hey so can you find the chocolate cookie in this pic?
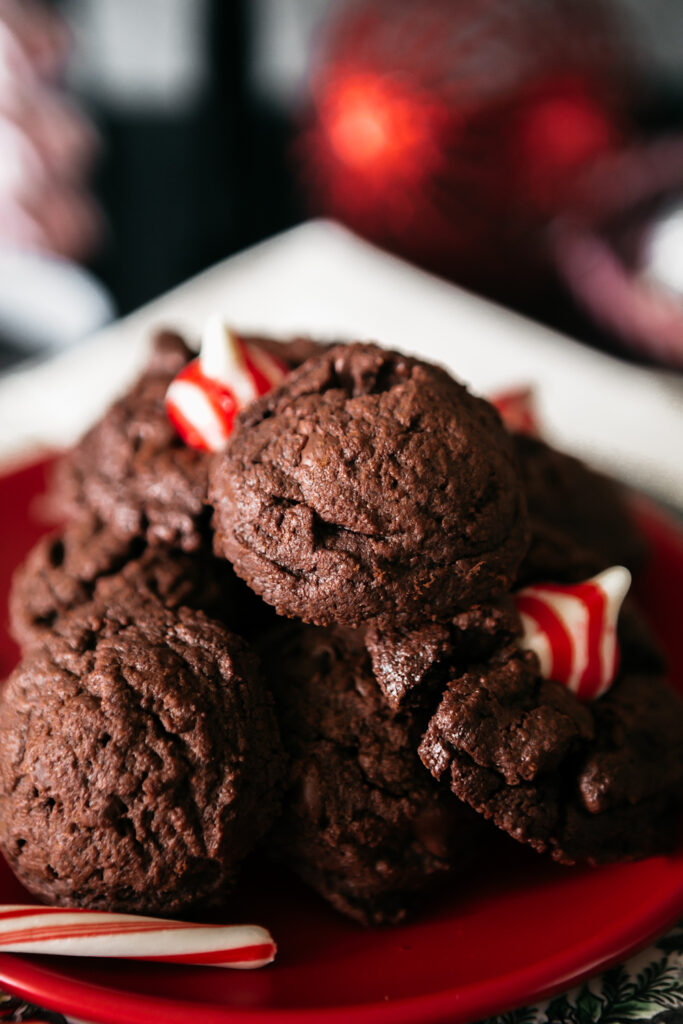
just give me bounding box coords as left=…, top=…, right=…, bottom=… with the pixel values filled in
left=56, top=330, right=328, bottom=552
left=419, top=647, right=683, bottom=864
left=261, top=621, right=483, bottom=926
left=364, top=591, right=663, bottom=710
left=0, top=590, right=286, bottom=915
left=250, top=334, right=334, bottom=368
left=364, top=600, right=520, bottom=709
left=515, top=434, right=646, bottom=585
left=9, top=514, right=261, bottom=651
left=211, top=343, right=529, bottom=627
left=10, top=515, right=138, bottom=648
left=56, top=331, right=210, bottom=551
left=618, top=599, right=666, bottom=675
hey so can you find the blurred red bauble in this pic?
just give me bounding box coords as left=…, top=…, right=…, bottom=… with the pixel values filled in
left=299, top=0, right=630, bottom=296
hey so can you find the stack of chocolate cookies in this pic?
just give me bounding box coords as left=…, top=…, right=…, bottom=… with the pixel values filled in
left=2, top=333, right=682, bottom=926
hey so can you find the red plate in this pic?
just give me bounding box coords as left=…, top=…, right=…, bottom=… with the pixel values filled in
left=0, top=458, right=682, bottom=1024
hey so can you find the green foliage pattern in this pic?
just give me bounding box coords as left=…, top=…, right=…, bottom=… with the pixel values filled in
left=478, top=922, right=683, bottom=1024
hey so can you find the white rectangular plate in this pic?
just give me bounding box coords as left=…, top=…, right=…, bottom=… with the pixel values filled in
left=1, top=220, right=681, bottom=504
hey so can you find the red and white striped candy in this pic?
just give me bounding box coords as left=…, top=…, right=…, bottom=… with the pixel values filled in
left=0, top=905, right=276, bottom=969
left=514, top=566, right=631, bottom=700
left=490, top=386, right=539, bottom=436
left=166, top=317, right=289, bottom=452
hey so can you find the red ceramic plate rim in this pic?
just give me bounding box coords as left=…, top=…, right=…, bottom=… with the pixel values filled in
left=0, top=889, right=680, bottom=1024
left=0, top=462, right=681, bottom=1024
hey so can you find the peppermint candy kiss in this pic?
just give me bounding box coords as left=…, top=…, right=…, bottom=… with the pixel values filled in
left=490, top=386, right=539, bottom=436
left=515, top=566, right=632, bottom=699
left=0, top=905, right=276, bottom=969
left=166, top=317, right=289, bottom=452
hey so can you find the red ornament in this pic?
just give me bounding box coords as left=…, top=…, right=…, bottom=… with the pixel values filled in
left=166, top=319, right=288, bottom=452
left=513, top=87, right=616, bottom=210
left=300, top=0, right=627, bottom=294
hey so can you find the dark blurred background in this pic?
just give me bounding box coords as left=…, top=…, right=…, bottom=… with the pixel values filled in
left=2, top=0, right=683, bottom=369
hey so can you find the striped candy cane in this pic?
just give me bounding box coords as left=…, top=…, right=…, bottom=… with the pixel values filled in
left=0, top=906, right=276, bottom=969
left=515, top=566, right=632, bottom=700
left=166, top=316, right=289, bottom=452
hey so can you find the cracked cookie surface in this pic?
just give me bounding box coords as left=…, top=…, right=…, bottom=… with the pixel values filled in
left=419, top=647, right=683, bottom=864
left=514, top=434, right=646, bottom=585
left=261, top=620, right=483, bottom=925
left=56, top=331, right=211, bottom=551
left=9, top=513, right=261, bottom=650
left=0, top=589, right=285, bottom=915
left=211, top=343, right=529, bottom=627
left=56, top=331, right=328, bottom=553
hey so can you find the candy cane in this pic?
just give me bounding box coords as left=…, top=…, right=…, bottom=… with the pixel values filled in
left=0, top=906, right=276, bottom=969
left=515, top=566, right=632, bottom=699
left=166, top=316, right=289, bottom=452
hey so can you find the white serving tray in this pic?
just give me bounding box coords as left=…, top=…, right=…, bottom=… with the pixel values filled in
left=1, top=220, right=681, bottom=504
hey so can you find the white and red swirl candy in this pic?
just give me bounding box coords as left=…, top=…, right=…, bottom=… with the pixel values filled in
left=514, top=566, right=632, bottom=700
left=166, top=317, right=289, bottom=451
left=0, top=905, right=276, bottom=969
